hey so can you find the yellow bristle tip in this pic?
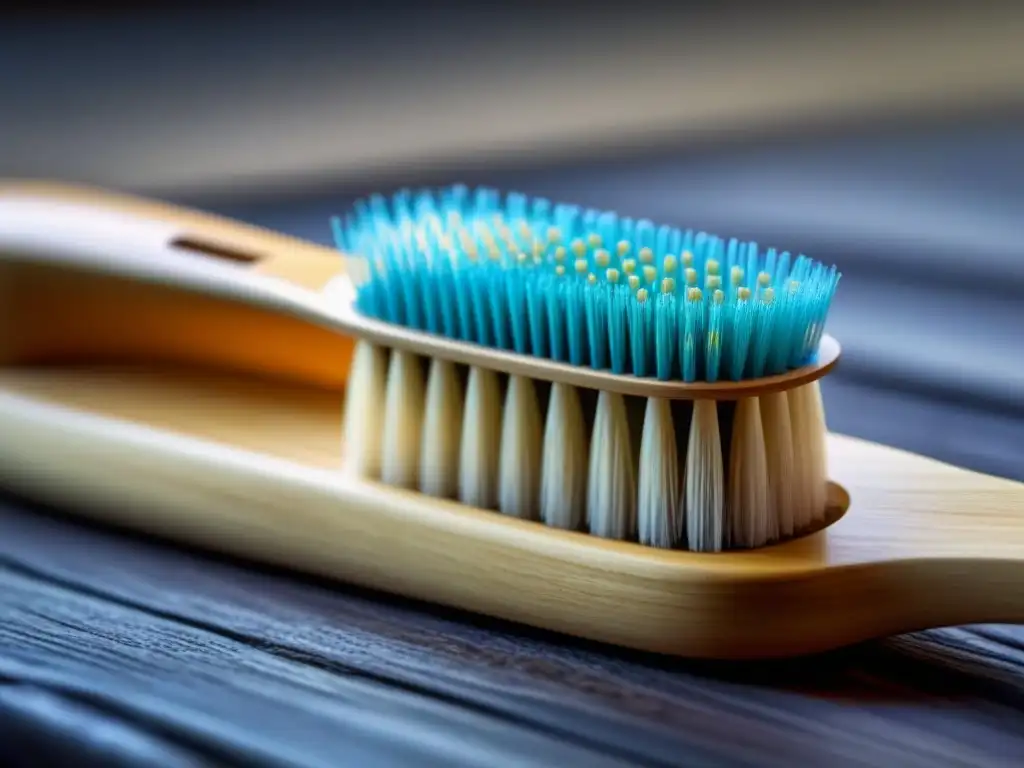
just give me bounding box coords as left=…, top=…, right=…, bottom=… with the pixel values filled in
left=547, top=226, right=562, bottom=243
left=661, top=277, right=676, bottom=294
left=571, top=239, right=586, bottom=257
left=685, top=267, right=698, bottom=285
left=706, top=275, right=722, bottom=290
left=636, top=287, right=649, bottom=303
left=713, top=289, right=725, bottom=304
left=628, top=274, right=640, bottom=290
left=554, top=246, right=567, bottom=262
left=763, top=287, right=776, bottom=303
left=639, top=247, right=654, bottom=264
left=738, top=286, right=752, bottom=301
left=555, top=265, right=566, bottom=277
left=662, top=255, right=678, bottom=273
left=588, top=233, right=602, bottom=248
left=616, top=240, right=631, bottom=257
left=606, top=268, right=621, bottom=284
left=758, top=271, right=771, bottom=286
left=731, top=266, right=744, bottom=285
left=622, top=258, right=637, bottom=274
left=642, top=265, right=658, bottom=284
left=682, top=250, right=694, bottom=267
left=574, top=258, right=588, bottom=274
left=587, top=273, right=598, bottom=285
left=706, top=259, right=720, bottom=275
left=594, top=249, right=611, bottom=268
left=687, top=287, right=703, bottom=302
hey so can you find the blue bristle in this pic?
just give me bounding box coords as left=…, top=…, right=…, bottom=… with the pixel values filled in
left=669, top=228, right=683, bottom=257
left=335, top=185, right=841, bottom=383
left=749, top=298, right=776, bottom=378
left=468, top=269, right=491, bottom=345
left=636, top=220, right=655, bottom=251
left=705, top=298, right=723, bottom=383
left=546, top=275, right=567, bottom=362
left=654, top=225, right=670, bottom=257
left=725, top=238, right=740, bottom=277
left=653, top=294, right=676, bottom=381
left=564, top=280, right=588, bottom=366
left=627, top=297, right=651, bottom=378
left=585, top=283, right=609, bottom=370
left=487, top=269, right=511, bottom=350
left=525, top=278, right=548, bottom=358
left=728, top=298, right=755, bottom=381
left=506, top=270, right=529, bottom=354
left=680, top=295, right=705, bottom=383
left=607, top=284, right=630, bottom=375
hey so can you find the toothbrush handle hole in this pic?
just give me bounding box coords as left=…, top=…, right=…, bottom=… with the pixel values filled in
left=170, top=236, right=264, bottom=266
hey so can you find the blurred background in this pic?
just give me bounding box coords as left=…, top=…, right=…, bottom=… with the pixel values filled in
left=3, top=0, right=1023, bottom=480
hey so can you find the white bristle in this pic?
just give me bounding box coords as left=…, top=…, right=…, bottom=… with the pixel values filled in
left=419, top=359, right=463, bottom=498
left=498, top=375, right=543, bottom=520
left=727, top=397, right=771, bottom=548
left=341, top=341, right=388, bottom=478
left=788, top=382, right=829, bottom=530
left=685, top=400, right=724, bottom=552
left=586, top=390, right=636, bottom=540
left=637, top=398, right=680, bottom=548
left=805, top=381, right=829, bottom=522
left=760, top=391, right=795, bottom=539
left=540, top=383, right=588, bottom=530
left=380, top=350, right=425, bottom=489
left=458, top=366, right=502, bottom=509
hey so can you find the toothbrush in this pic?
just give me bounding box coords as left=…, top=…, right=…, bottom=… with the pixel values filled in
left=334, top=185, right=841, bottom=552
left=0, top=180, right=1022, bottom=661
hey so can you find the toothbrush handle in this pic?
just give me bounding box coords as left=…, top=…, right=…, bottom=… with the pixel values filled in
left=0, top=180, right=346, bottom=291
left=0, top=180, right=355, bottom=388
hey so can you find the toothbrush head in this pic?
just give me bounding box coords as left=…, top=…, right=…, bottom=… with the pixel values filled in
left=332, top=185, right=840, bottom=384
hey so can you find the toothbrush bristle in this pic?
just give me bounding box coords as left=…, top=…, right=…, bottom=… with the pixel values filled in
left=333, top=185, right=841, bottom=383
left=336, top=185, right=838, bottom=553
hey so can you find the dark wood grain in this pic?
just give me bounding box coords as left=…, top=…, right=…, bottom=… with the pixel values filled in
left=2, top=496, right=1024, bottom=768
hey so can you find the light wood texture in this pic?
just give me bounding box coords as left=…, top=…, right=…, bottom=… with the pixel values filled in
left=0, top=179, right=344, bottom=290
left=1, top=180, right=1023, bottom=659
left=0, top=180, right=838, bottom=400
left=0, top=363, right=1024, bottom=660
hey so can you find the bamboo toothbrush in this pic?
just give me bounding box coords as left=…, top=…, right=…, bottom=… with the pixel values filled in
left=333, top=185, right=841, bottom=553
left=0, top=180, right=1023, bottom=661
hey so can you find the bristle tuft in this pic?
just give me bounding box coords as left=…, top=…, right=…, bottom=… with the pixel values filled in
left=337, top=185, right=840, bottom=383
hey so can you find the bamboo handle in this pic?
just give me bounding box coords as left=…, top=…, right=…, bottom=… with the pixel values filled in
left=0, top=180, right=346, bottom=291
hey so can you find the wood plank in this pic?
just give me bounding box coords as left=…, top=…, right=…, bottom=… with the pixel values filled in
left=0, top=682, right=208, bottom=768
left=2, top=499, right=1024, bottom=767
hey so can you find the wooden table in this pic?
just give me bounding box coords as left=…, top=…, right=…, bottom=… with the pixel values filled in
left=3, top=490, right=1024, bottom=768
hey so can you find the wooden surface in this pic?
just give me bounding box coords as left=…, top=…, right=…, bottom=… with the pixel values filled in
left=2, top=359, right=1024, bottom=664
left=4, top=494, right=1024, bottom=767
